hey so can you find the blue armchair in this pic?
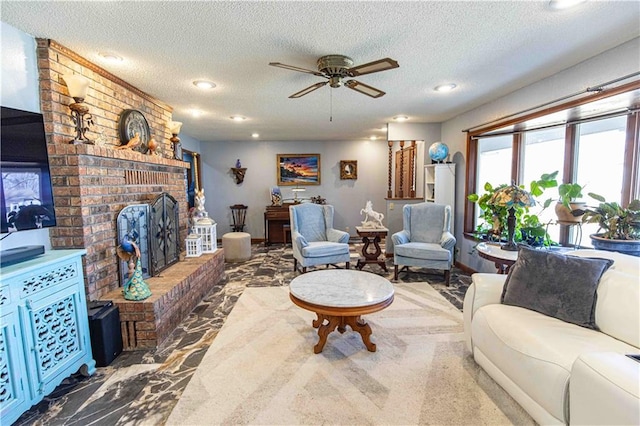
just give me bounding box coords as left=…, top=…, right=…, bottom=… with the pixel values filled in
left=391, top=203, right=456, bottom=285
left=289, top=203, right=350, bottom=273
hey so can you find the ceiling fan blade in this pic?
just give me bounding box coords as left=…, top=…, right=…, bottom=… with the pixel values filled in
left=289, top=81, right=328, bottom=98
left=269, top=62, right=325, bottom=77
left=347, top=58, right=399, bottom=77
left=345, top=80, right=386, bottom=98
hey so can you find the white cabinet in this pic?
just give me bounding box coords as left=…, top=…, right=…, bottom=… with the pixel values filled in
left=424, top=163, right=456, bottom=231
left=0, top=250, right=95, bottom=425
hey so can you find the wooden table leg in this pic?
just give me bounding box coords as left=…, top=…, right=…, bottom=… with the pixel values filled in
left=314, top=315, right=340, bottom=354
left=345, top=316, right=376, bottom=352
left=312, top=314, right=376, bottom=353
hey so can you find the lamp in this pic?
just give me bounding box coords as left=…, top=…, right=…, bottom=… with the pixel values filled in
left=291, top=186, right=306, bottom=203
left=169, top=121, right=183, bottom=159
left=62, top=75, right=94, bottom=145
left=489, top=184, right=535, bottom=251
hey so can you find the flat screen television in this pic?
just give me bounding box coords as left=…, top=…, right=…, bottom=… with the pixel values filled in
left=1, top=106, right=57, bottom=234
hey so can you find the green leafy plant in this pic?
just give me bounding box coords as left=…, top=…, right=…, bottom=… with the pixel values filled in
left=467, top=172, right=558, bottom=246
left=580, top=193, right=640, bottom=240
left=558, top=182, right=585, bottom=210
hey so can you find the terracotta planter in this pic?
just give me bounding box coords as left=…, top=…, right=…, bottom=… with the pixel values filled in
left=590, top=234, right=640, bottom=257
left=555, top=202, right=585, bottom=224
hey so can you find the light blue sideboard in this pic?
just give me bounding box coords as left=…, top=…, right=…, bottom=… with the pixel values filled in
left=0, top=249, right=95, bottom=425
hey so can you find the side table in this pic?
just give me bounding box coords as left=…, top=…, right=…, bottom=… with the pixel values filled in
left=355, top=226, right=388, bottom=272
left=476, top=242, right=518, bottom=274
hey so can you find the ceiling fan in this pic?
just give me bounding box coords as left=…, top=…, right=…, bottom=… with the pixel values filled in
left=269, top=55, right=399, bottom=99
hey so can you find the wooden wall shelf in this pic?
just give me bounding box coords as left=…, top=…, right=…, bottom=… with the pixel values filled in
left=231, top=167, right=247, bottom=184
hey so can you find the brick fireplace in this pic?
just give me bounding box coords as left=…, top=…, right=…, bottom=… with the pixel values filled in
left=36, top=39, right=225, bottom=349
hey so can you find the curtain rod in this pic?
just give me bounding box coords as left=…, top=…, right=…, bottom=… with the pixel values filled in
left=470, top=107, right=638, bottom=139
left=462, top=72, right=640, bottom=133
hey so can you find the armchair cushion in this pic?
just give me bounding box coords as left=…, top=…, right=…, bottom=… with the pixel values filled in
left=296, top=207, right=327, bottom=242
left=394, top=242, right=451, bottom=261
left=408, top=204, right=446, bottom=243
left=301, top=241, right=350, bottom=258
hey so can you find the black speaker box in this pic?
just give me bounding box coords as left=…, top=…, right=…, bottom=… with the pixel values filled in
left=87, top=301, right=123, bottom=367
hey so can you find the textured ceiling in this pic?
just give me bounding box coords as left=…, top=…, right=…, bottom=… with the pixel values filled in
left=2, top=1, right=639, bottom=142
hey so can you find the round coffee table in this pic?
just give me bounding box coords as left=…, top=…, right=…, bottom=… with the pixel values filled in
left=289, top=269, right=394, bottom=353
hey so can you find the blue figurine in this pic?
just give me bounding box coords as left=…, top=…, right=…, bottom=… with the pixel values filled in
left=235, top=159, right=242, bottom=168
left=120, top=235, right=134, bottom=253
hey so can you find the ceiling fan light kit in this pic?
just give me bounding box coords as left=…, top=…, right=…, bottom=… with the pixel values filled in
left=270, top=54, right=399, bottom=99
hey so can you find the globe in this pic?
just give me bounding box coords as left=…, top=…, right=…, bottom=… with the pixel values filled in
left=429, top=142, right=449, bottom=162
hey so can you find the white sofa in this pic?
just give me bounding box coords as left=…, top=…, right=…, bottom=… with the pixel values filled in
left=463, top=249, right=640, bottom=425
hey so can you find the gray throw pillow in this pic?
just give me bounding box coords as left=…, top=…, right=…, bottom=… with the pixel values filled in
left=500, top=247, right=614, bottom=329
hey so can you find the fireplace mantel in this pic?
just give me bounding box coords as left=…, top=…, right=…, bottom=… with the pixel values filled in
left=49, top=143, right=190, bottom=169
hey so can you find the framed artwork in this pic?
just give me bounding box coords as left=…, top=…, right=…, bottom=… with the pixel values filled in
left=340, top=160, right=357, bottom=180
left=277, top=154, right=320, bottom=186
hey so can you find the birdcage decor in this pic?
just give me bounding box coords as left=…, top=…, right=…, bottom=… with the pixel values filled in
left=185, top=233, right=203, bottom=258
left=194, top=221, right=217, bottom=253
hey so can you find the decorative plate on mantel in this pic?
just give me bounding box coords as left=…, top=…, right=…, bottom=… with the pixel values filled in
left=118, top=109, right=151, bottom=154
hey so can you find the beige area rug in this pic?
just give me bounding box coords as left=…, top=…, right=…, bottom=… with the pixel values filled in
left=166, top=283, right=534, bottom=425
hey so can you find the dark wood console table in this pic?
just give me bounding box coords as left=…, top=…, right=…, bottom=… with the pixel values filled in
left=264, top=204, right=293, bottom=245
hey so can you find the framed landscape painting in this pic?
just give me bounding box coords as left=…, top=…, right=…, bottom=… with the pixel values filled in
left=277, top=154, right=321, bottom=185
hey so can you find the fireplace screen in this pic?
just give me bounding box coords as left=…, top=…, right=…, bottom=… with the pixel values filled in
left=149, top=192, right=180, bottom=275
left=116, top=192, right=180, bottom=284
left=117, top=204, right=151, bottom=284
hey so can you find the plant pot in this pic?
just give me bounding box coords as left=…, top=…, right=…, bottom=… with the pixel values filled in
left=590, top=234, right=640, bottom=257
left=555, top=202, right=585, bottom=224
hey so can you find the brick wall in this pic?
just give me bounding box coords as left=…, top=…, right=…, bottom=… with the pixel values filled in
left=102, top=251, right=225, bottom=350
left=36, top=39, right=189, bottom=300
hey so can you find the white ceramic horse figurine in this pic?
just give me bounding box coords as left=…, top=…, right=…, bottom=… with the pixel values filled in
left=360, top=200, right=384, bottom=228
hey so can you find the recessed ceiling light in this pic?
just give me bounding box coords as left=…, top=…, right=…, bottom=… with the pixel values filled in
left=393, top=115, right=409, bottom=122
left=193, top=80, right=216, bottom=89
left=191, top=109, right=204, bottom=117
left=99, top=52, right=123, bottom=62
left=369, top=136, right=378, bottom=140
left=434, top=83, right=457, bottom=92
left=375, top=126, right=388, bottom=132
left=230, top=115, right=246, bottom=122
left=251, top=133, right=259, bottom=138
left=548, top=0, right=587, bottom=10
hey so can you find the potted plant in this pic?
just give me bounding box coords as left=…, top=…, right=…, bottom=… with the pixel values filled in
left=580, top=193, right=640, bottom=257
left=555, top=182, right=586, bottom=223
left=467, top=172, right=558, bottom=247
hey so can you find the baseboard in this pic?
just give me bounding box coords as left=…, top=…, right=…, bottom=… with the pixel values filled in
left=454, top=261, right=477, bottom=274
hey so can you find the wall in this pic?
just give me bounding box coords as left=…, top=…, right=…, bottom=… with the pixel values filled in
left=199, top=140, right=388, bottom=238
left=0, top=22, right=51, bottom=250
left=441, top=37, right=640, bottom=272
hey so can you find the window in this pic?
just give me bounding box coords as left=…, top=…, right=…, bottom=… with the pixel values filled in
left=522, top=127, right=566, bottom=243
left=465, top=82, right=640, bottom=247
left=575, top=116, right=627, bottom=244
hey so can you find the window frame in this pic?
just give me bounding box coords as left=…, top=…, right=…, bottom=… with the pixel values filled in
left=464, top=80, right=640, bottom=245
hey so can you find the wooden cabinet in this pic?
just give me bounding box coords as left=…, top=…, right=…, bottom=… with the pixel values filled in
left=264, top=204, right=293, bottom=245
left=424, top=163, right=456, bottom=232
left=0, top=250, right=95, bottom=425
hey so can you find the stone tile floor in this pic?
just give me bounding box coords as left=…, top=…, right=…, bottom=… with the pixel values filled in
left=14, top=243, right=471, bottom=426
